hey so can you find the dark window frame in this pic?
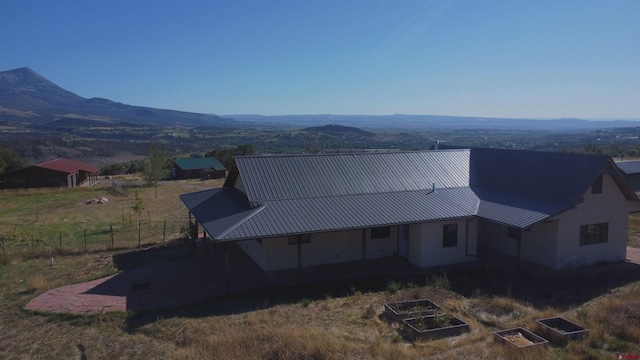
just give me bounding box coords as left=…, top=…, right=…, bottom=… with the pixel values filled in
left=442, top=223, right=458, bottom=248
left=579, top=223, right=608, bottom=245
left=371, top=226, right=391, bottom=239
left=288, top=234, right=310, bottom=245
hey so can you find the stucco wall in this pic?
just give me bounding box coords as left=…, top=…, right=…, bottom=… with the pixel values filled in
left=238, top=239, right=267, bottom=269
left=480, top=173, right=635, bottom=270
left=552, top=173, right=631, bottom=268
left=480, top=219, right=558, bottom=269
left=519, top=220, right=558, bottom=269
left=408, top=219, right=477, bottom=268
left=242, top=227, right=398, bottom=272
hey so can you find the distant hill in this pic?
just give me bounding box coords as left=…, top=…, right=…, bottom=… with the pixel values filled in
left=302, top=124, right=375, bottom=137
left=228, top=114, right=640, bottom=131
left=0, top=67, right=237, bottom=127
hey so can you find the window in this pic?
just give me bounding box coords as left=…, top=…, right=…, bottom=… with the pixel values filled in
left=371, top=226, right=391, bottom=239
left=579, top=223, right=608, bottom=245
left=288, top=234, right=310, bottom=245
left=507, top=227, right=522, bottom=240
left=591, top=174, right=603, bottom=194
left=442, top=224, right=458, bottom=248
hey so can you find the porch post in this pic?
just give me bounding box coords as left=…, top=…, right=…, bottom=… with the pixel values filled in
left=213, top=240, right=218, bottom=267
left=361, top=228, right=367, bottom=267
left=516, top=237, right=522, bottom=273
left=297, top=236, right=302, bottom=280
left=224, top=242, right=230, bottom=292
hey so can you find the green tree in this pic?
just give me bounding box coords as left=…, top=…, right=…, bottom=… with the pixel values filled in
left=0, top=146, right=28, bottom=173
left=131, top=189, right=146, bottom=247
left=205, top=143, right=255, bottom=169
left=141, top=143, right=170, bottom=197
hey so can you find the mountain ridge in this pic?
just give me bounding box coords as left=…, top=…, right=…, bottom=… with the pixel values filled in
left=0, top=67, right=236, bottom=127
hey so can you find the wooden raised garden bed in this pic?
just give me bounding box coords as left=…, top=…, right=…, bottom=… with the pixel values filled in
left=402, top=313, right=469, bottom=341
left=384, top=299, right=440, bottom=322
left=494, top=328, right=548, bottom=349
left=536, top=317, right=588, bottom=345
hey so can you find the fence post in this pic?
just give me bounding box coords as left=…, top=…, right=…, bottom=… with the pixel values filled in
left=31, top=225, right=34, bottom=251
left=110, top=225, right=114, bottom=249
left=84, top=230, right=87, bottom=253
left=163, top=220, right=166, bottom=243
left=59, top=231, right=62, bottom=252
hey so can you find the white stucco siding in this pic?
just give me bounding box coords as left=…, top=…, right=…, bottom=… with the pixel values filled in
left=233, top=174, right=246, bottom=193
left=479, top=220, right=517, bottom=256
left=238, top=238, right=267, bottom=269
left=520, top=221, right=558, bottom=269
left=262, top=236, right=299, bottom=271
left=408, top=219, right=476, bottom=268
left=258, top=229, right=384, bottom=271
left=553, top=173, right=630, bottom=268
left=366, top=226, right=399, bottom=259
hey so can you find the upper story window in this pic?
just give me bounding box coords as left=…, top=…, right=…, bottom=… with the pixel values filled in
left=371, top=226, right=391, bottom=239
left=591, top=174, right=603, bottom=194
left=442, top=224, right=458, bottom=248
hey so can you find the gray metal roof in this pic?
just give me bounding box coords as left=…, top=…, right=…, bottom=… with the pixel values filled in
left=235, top=150, right=470, bottom=203
left=216, top=187, right=479, bottom=241
left=616, top=160, right=640, bottom=175
left=180, top=149, right=637, bottom=242
left=470, top=148, right=610, bottom=204
left=474, top=189, right=570, bottom=228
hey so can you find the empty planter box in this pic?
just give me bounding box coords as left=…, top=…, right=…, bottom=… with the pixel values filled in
left=384, top=299, right=440, bottom=322
left=536, top=317, right=588, bottom=345
left=494, top=328, right=548, bottom=349
left=403, top=314, right=469, bottom=341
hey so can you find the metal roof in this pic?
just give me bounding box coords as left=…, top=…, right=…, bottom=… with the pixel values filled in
left=235, top=150, right=470, bottom=203
left=181, top=149, right=638, bottom=242
left=182, top=187, right=479, bottom=241
left=616, top=160, right=640, bottom=175
left=470, top=148, right=610, bottom=204
left=474, top=189, right=570, bottom=229
left=173, top=157, right=226, bottom=171
left=36, top=158, right=99, bottom=173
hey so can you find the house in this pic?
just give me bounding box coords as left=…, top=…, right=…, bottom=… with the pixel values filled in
left=180, top=148, right=640, bottom=272
left=615, top=160, right=640, bottom=192
left=0, top=158, right=99, bottom=190
left=171, top=157, right=226, bottom=180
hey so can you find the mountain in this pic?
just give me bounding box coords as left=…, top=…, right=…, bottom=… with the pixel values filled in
left=0, top=67, right=236, bottom=127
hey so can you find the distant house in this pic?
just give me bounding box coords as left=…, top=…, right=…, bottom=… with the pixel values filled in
left=171, top=158, right=226, bottom=180
left=0, top=158, right=99, bottom=190
left=180, top=149, right=640, bottom=272
left=616, top=160, right=640, bottom=192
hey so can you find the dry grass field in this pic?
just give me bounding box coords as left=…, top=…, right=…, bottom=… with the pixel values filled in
left=1, top=181, right=640, bottom=359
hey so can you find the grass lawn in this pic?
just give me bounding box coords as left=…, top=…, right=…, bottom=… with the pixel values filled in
left=1, top=179, right=640, bottom=359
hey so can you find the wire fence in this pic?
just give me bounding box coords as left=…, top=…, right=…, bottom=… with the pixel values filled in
left=0, top=218, right=189, bottom=259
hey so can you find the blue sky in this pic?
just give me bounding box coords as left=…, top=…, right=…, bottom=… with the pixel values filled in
left=1, top=0, right=638, bottom=119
